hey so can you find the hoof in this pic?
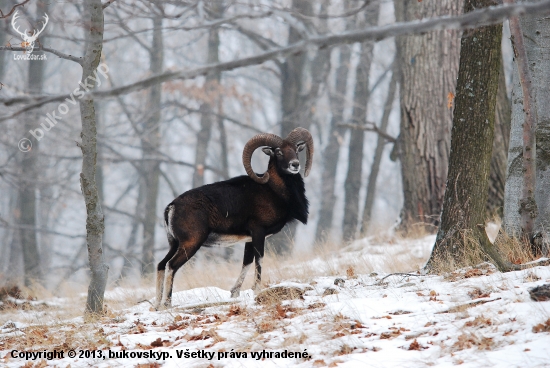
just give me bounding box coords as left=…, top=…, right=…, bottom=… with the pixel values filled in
left=230, top=290, right=239, bottom=298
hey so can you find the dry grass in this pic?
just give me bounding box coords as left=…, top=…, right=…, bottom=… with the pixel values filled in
left=426, top=219, right=542, bottom=275
left=493, top=231, right=537, bottom=265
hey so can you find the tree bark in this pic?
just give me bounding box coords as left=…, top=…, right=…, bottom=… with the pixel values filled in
left=487, top=59, right=511, bottom=216
left=426, top=0, right=510, bottom=272
left=362, top=65, right=398, bottom=233
left=395, top=0, right=463, bottom=234
left=192, top=104, right=213, bottom=188
left=315, top=3, right=353, bottom=243
left=314, top=45, right=350, bottom=243
left=141, top=11, right=164, bottom=275
left=529, top=10, right=550, bottom=256
left=18, top=1, right=49, bottom=286
left=192, top=2, right=224, bottom=189
left=269, top=0, right=313, bottom=256
left=505, top=0, right=539, bottom=238
left=504, top=2, right=550, bottom=254
left=80, top=0, right=108, bottom=316
left=342, top=3, right=380, bottom=241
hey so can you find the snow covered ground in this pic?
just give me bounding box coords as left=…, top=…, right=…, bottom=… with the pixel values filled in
left=1, top=235, right=550, bottom=367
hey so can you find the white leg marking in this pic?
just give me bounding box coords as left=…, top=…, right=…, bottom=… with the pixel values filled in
left=161, top=266, right=174, bottom=307
left=230, top=263, right=251, bottom=298
left=253, top=256, right=263, bottom=292
left=156, top=269, right=165, bottom=308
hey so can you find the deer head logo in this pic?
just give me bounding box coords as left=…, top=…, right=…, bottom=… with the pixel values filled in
left=11, top=11, right=49, bottom=54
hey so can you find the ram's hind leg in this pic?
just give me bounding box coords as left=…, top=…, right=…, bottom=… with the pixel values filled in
left=161, top=235, right=203, bottom=307
left=156, top=234, right=178, bottom=309
left=230, top=242, right=254, bottom=298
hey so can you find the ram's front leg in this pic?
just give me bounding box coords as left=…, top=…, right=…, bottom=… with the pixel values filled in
left=253, top=235, right=265, bottom=293
left=230, top=242, right=254, bottom=298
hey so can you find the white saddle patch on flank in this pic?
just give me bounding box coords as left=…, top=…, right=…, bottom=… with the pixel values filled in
left=204, top=233, right=252, bottom=247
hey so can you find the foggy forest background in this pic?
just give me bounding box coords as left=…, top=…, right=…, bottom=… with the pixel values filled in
left=0, top=0, right=547, bottom=294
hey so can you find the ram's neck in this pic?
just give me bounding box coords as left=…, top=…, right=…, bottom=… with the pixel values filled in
left=266, top=159, right=309, bottom=224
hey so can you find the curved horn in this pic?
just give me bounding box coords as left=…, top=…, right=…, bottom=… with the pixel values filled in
left=285, top=127, right=314, bottom=177
left=242, top=133, right=283, bottom=184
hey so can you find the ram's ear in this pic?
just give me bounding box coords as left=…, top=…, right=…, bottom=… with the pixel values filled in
left=262, top=147, right=274, bottom=156
left=297, top=142, right=306, bottom=152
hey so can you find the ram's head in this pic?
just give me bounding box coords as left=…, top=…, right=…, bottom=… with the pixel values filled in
left=242, top=127, right=314, bottom=184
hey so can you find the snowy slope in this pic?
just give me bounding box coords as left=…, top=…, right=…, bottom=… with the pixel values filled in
left=1, top=235, right=550, bottom=367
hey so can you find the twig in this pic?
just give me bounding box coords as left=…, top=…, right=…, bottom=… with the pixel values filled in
left=102, top=0, right=117, bottom=9
left=375, top=272, right=422, bottom=285
left=339, top=122, right=397, bottom=143
left=0, top=0, right=30, bottom=19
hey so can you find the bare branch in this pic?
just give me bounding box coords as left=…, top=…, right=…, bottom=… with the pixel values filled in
left=102, top=0, right=117, bottom=9
left=339, top=123, right=397, bottom=143
left=0, top=0, right=30, bottom=19
left=2, top=0, right=550, bottom=120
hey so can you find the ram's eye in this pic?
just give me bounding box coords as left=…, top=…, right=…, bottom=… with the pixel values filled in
left=276, top=149, right=283, bottom=156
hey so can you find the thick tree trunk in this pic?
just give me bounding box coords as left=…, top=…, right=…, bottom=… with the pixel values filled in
left=80, top=0, right=108, bottom=316
left=504, top=4, right=550, bottom=256
left=506, top=2, right=539, bottom=239
left=141, top=13, right=163, bottom=275
left=529, top=13, right=550, bottom=256
left=504, top=62, right=525, bottom=236
left=395, top=0, right=463, bottom=234
left=487, top=60, right=511, bottom=216
left=362, top=66, right=398, bottom=233
left=342, top=4, right=380, bottom=241
left=426, top=0, right=509, bottom=272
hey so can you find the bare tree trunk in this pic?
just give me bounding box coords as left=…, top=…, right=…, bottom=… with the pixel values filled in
left=192, top=104, right=213, bottom=188
left=80, top=0, right=108, bottom=316
left=314, top=45, right=350, bottom=243
left=141, top=12, right=164, bottom=275
left=280, top=0, right=312, bottom=136
left=269, top=0, right=313, bottom=255
left=504, top=2, right=550, bottom=255
left=487, top=60, right=511, bottom=216
left=361, top=65, right=398, bottom=233
left=7, top=191, right=23, bottom=282
left=120, top=178, right=145, bottom=279
left=505, top=0, right=539, bottom=238
left=315, top=1, right=355, bottom=243
left=395, top=0, right=463, bottom=234
left=342, top=3, right=380, bottom=241
left=426, top=0, right=510, bottom=272
left=192, top=2, right=224, bottom=188
left=18, top=1, right=49, bottom=287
